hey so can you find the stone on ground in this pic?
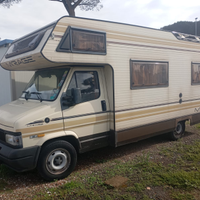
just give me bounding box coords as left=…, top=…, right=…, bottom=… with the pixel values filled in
left=105, top=176, right=128, bottom=188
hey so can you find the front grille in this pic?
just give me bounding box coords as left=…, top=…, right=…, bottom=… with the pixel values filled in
left=0, top=129, right=6, bottom=143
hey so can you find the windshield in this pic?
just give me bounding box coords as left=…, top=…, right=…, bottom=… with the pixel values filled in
left=21, top=68, right=69, bottom=101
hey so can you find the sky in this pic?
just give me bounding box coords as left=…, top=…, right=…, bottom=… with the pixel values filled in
left=0, top=0, right=200, bottom=41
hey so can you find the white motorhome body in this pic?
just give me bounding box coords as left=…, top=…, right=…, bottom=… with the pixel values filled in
left=0, top=16, right=200, bottom=180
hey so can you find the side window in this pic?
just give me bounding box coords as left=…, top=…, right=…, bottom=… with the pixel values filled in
left=56, top=27, right=106, bottom=55
left=71, top=29, right=106, bottom=54
left=66, top=74, right=76, bottom=96
left=130, top=60, right=168, bottom=89
left=67, top=71, right=100, bottom=103
left=6, top=30, right=45, bottom=58
left=191, top=63, right=200, bottom=85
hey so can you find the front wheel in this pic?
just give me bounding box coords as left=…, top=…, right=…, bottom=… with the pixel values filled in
left=37, top=140, right=77, bottom=181
left=169, top=121, right=185, bottom=141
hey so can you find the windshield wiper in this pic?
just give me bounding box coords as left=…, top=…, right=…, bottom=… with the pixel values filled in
left=22, top=91, right=43, bottom=102
left=22, top=91, right=30, bottom=101
left=30, top=92, right=43, bottom=102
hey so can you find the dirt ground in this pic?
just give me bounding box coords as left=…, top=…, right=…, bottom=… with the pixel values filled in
left=0, top=124, right=200, bottom=200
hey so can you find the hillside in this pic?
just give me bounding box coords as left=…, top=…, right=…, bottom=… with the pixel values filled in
left=161, top=21, right=200, bottom=36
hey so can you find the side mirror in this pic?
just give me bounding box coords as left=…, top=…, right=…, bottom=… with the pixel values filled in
left=62, top=95, right=74, bottom=107
left=71, top=88, right=81, bottom=104
left=61, top=88, right=82, bottom=108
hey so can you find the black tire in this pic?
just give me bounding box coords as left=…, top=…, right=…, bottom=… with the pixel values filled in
left=169, top=121, right=185, bottom=141
left=37, top=140, right=77, bottom=181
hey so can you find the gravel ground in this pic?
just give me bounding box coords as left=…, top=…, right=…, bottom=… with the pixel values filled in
left=0, top=124, right=199, bottom=200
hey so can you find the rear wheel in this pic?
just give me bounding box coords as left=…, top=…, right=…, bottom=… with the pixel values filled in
left=169, top=121, right=185, bottom=141
left=37, top=140, right=77, bottom=181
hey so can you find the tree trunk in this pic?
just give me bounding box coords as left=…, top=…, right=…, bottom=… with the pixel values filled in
left=67, top=6, right=75, bottom=16
left=62, top=0, right=75, bottom=16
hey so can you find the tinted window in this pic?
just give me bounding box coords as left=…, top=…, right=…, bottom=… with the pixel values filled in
left=131, top=61, right=168, bottom=89
left=71, top=29, right=106, bottom=53
left=56, top=27, right=106, bottom=55
left=60, top=32, right=71, bottom=51
left=6, top=31, right=45, bottom=58
left=67, top=71, right=100, bottom=103
left=192, top=63, right=200, bottom=85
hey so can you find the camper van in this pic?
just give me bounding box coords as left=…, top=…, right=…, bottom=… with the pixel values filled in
left=0, top=16, right=200, bottom=181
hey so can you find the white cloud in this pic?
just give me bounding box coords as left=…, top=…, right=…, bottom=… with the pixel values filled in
left=0, top=0, right=200, bottom=40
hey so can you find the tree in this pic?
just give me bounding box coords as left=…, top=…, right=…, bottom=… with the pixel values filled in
left=0, top=0, right=21, bottom=8
left=0, top=0, right=103, bottom=17
left=50, top=0, right=103, bottom=17
left=161, top=21, right=200, bottom=36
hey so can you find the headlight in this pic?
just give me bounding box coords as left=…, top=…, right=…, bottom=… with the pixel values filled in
left=5, top=134, right=23, bottom=147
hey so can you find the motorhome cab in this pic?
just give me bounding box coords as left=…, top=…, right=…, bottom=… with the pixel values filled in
left=1, top=16, right=200, bottom=181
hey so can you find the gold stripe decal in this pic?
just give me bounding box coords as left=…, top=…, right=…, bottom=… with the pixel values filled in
left=116, top=101, right=200, bottom=123
left=18, top=114, right=108, bottom=137
left=19, top=101, right=200, bottom=138
left=18, top=122, right=63, bottom=135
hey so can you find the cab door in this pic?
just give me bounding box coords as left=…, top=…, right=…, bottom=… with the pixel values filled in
left=61, top=67, right=110, bottom=152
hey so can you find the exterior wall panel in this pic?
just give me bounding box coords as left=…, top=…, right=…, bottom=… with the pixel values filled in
left=40, top=17, right=200, bottom=134
left=0, top=40, right=34, bottom=103
left=0, top=45, right=12, bottom=106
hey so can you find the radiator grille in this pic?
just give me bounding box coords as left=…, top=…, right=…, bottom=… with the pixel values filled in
left=0, top=129, right=5, bottom=143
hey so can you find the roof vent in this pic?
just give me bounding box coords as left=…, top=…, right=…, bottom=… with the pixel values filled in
left=172, top=31, right=200, bottom=43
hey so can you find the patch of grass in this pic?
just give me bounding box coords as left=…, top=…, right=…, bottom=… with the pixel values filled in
left=181, top=141, right=200, bottom=162
left=142, top=194, right=151, bottom=200
left=126, top=183, right=145, bottom=193
left=120, top=194, right=136, bottom=200
left=0, top=180, right=12, bottom=193
left=34, top=180, right=103, bottom=200
left=159, top=170, right=200, bottom=190
left=171, top=191, right=195, bottom=200
left=113, top=159, right=121, bottom=164
left=33, top=139, right=200, bottom=200
left=0, top=165, right=16, bottom=178
left=0, top=165, right=15, bottom=193
left=104, top=195, right=112, bottom=200
left=95, top=159, right=108, bottom=164
left=168, top=164, right=177, bottom=168
left=195, top=123, right=200, bottom=129
left=62, top=181, right=82, bottom=190
left=0, top=181, right=6, bottom=191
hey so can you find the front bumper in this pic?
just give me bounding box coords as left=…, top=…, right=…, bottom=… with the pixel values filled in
left=0, top=142, right=41, bottom=172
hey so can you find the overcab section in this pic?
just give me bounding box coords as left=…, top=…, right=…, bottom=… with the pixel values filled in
left=0, top=23, right=56, bottom=71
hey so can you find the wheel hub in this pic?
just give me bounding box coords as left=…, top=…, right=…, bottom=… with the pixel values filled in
left=176, top=123, right=182, bottom=134
left=54, top=156, right=63, bottom=166
left=46, top=149, right=71, bottom=175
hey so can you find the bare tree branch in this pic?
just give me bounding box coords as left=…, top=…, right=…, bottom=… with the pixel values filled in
left=79, top=3, right=93, bottom=6
left=0, top=0, right=21, bottom=8
left=79, top=0, right=102, bottom=11
left=0, top=0, right=103, bottom=16
left=73, top=0, right=82, bottom=9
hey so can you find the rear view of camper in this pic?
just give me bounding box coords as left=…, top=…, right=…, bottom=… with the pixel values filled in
left=0, top=16, right=200, bottom=180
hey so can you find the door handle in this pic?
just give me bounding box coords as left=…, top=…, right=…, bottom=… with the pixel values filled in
left=101, top=100, right=107, bottom=111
